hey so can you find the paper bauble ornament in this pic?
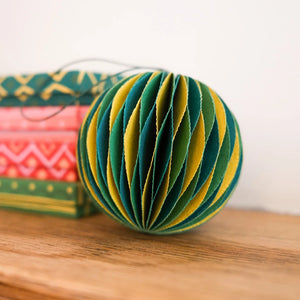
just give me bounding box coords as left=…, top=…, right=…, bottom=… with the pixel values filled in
left=77, top=72, right=243, bottom=234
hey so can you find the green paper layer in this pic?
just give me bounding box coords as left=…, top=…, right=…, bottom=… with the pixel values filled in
left=0, top=71, right=123, bottom=107
left=0, top=177, right=97, bottom=218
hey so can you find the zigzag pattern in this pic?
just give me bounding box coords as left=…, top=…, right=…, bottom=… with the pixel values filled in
left=0, top=143, right=76, bottom=169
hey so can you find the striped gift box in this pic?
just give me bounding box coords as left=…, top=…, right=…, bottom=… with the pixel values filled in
left=0, top=70, right=123, bottom=217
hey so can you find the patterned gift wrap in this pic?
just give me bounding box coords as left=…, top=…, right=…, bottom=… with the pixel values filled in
left=0, top=177, right=98, bottom=218
left=0, top=165, right=79, bottom=181
left=0, top=70, right=121, bottom=217
left=0, top=71, right=122, bottom=107
left=0, top=131, right=78, bottom=181
left=0, top=106, right=89, bottom=131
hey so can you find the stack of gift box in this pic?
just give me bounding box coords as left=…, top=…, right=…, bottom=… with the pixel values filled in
left=0, top=70, right=119, bottom=217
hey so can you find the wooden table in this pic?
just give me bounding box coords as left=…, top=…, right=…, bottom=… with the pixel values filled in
left=0, top=208, right=299, bottom=300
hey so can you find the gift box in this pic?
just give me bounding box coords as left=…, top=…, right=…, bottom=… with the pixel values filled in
left=0, top=70, right=122, bottom=217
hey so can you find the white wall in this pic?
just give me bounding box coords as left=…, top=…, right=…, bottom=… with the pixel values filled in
left=1, top=0, right=299, bottom=214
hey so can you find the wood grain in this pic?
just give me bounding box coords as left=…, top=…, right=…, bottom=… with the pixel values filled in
left=0, top=208, right=299, bottom=300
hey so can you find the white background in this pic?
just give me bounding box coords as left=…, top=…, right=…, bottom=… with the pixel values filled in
left=1, top=0, right=299, bottom=214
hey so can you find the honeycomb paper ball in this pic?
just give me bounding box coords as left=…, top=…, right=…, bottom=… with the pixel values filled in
left=77, top=72, right=243, bottom=234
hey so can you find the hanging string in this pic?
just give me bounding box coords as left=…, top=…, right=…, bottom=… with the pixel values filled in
left=20, top=58, right=168, bottom=122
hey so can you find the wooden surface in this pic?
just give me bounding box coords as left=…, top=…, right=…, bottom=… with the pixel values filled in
left=0, top=208, right=299, bottom=300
